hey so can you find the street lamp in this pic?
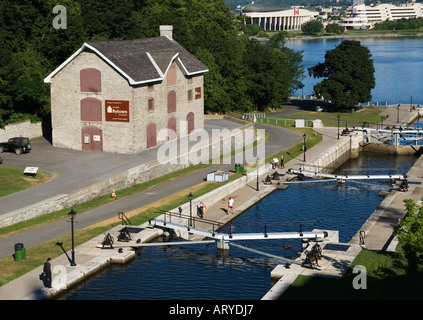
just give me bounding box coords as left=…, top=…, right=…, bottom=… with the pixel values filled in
left=256, top=157, right=259, bottom=191
left=303, top=133, right=307, bottom=162
left=68, top=208, right=77, bottom=266
left=397, top=103, right=401, bottom=123
left=188, top=192, right=193, bottom=228
left=337, top=115, right=340, bottom=139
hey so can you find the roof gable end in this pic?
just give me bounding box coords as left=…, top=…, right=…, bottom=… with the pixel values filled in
left=44, top=37, right=208, bottom=85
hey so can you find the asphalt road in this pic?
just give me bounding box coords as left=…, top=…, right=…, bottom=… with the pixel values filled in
left=0, top=119, right=241, bottom=216
left=0, top=120, right=301, bottom=258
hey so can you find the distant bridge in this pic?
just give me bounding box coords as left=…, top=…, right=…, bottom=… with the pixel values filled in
left=354, top=126, right=423, bottom=146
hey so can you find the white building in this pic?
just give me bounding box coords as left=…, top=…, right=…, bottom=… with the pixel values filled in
left=239, top=3, right=319, bottom=31
left=339, top=3, right=423, bottom=29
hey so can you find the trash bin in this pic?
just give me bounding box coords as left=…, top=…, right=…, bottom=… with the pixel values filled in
left=235, top=164, right=244, bottom=174
left=14, top=243, right=26, bottom=261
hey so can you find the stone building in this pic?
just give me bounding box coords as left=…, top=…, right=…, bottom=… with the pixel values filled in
left=44, top=26, right=208, bottom=153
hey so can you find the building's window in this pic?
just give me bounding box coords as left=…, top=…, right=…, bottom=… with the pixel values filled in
left=148, top=98, right=155, bottom=111
left=195, top=87, right=201, bottom=99
left=80, top=68, right=101, bottom=92
left=188, top=89, right=193, bottom=102
left=167, top=62, right=176, bottom=86
left=81, top=98, right=102, bottom=121
left=167, top=90, right=176, bottom=113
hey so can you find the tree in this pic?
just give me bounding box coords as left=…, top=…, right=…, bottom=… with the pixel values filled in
left=325, top=23, right=344, bottom=34
left=394, top=199, right=423, bottom=273
left=243, top=32, right=304, bottom=111
left=308, top=40, right=375, bottom=110
left=301, top=20, right=323, bottom=35
left=241, top=24, right=261, bottom=36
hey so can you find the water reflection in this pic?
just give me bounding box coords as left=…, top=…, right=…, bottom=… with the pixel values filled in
left=62, top=154, right=416, bottom=300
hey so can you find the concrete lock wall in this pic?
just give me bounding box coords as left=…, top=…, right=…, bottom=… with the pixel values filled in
left=304, top=134, right=360, bottom=173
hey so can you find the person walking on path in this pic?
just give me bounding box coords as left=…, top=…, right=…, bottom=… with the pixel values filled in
left=228, top=197, right=234, bottom=214
left=43, top=258, right=52, bottom=288
left=272, top=156, right=278, bottom=169
left=280, top=155, right=285, bottom=168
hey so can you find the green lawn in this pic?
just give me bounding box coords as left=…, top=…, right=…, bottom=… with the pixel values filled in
left=292, top=108, right=384, bottom=124
left=0, top=166, right=51, bottom=197
left=281, top=247, right=423, bottom=300
left=247, top=107, right=385, bottom=129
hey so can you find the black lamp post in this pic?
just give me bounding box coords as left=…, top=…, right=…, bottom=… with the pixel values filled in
left=188, top=192, right=193, bottom=228
left=303, top=133, right=307, bottom=162
left=337, top=115, right=340, bottom=139
left=68, top=208, right=77, bottom=266
left=256, top=157, right=259, bottom=191
left=397, top=103, right=401, bottom=123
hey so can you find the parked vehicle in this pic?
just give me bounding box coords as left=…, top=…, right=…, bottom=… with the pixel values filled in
left=0, top=137, right=32, bottom=155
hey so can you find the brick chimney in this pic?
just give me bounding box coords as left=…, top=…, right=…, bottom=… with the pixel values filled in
left=160, top=25, right=173, bottom=40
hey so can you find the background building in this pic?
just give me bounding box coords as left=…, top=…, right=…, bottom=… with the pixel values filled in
left=238, top=3, right=319, bottom=31
left=339, top=3, right=423, bottom=29
left=44, top=26, right=208, bottom=154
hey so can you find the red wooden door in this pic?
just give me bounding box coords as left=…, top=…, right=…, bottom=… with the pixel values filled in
left=81, top=126, right=103, bottom=152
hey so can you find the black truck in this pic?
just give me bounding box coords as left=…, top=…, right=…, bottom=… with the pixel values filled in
left=0, top=137, right=32, bottom=155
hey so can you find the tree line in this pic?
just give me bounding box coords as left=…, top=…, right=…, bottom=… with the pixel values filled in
left=0, top=0, right=304, bottom=127
left=373, top=17, right=423, bottom=31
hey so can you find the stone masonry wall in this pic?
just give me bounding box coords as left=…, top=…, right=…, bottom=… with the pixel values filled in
left=0, top=120, right=42, bottom=142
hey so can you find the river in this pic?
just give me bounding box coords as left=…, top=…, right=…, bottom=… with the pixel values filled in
left=60, top=153, right=416, bottom=300
left=285, top=37, right=423, bottom=106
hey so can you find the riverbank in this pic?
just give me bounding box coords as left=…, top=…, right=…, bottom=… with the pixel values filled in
left=254, top=30, right=423, bottom=42
left=286, top=31, right=423, bottom=41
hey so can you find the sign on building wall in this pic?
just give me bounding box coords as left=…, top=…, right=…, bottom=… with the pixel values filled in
left=105, top=100, right=130, bottom=122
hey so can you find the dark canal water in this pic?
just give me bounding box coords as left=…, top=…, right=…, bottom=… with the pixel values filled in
left=61, top=153, right=416, bottom=300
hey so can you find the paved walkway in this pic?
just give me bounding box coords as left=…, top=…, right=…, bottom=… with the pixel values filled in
left=1, top=104, right=421, bottom=300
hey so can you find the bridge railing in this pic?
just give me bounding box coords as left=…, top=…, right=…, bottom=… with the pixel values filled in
left=156, top=209, right=223, bottom=235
